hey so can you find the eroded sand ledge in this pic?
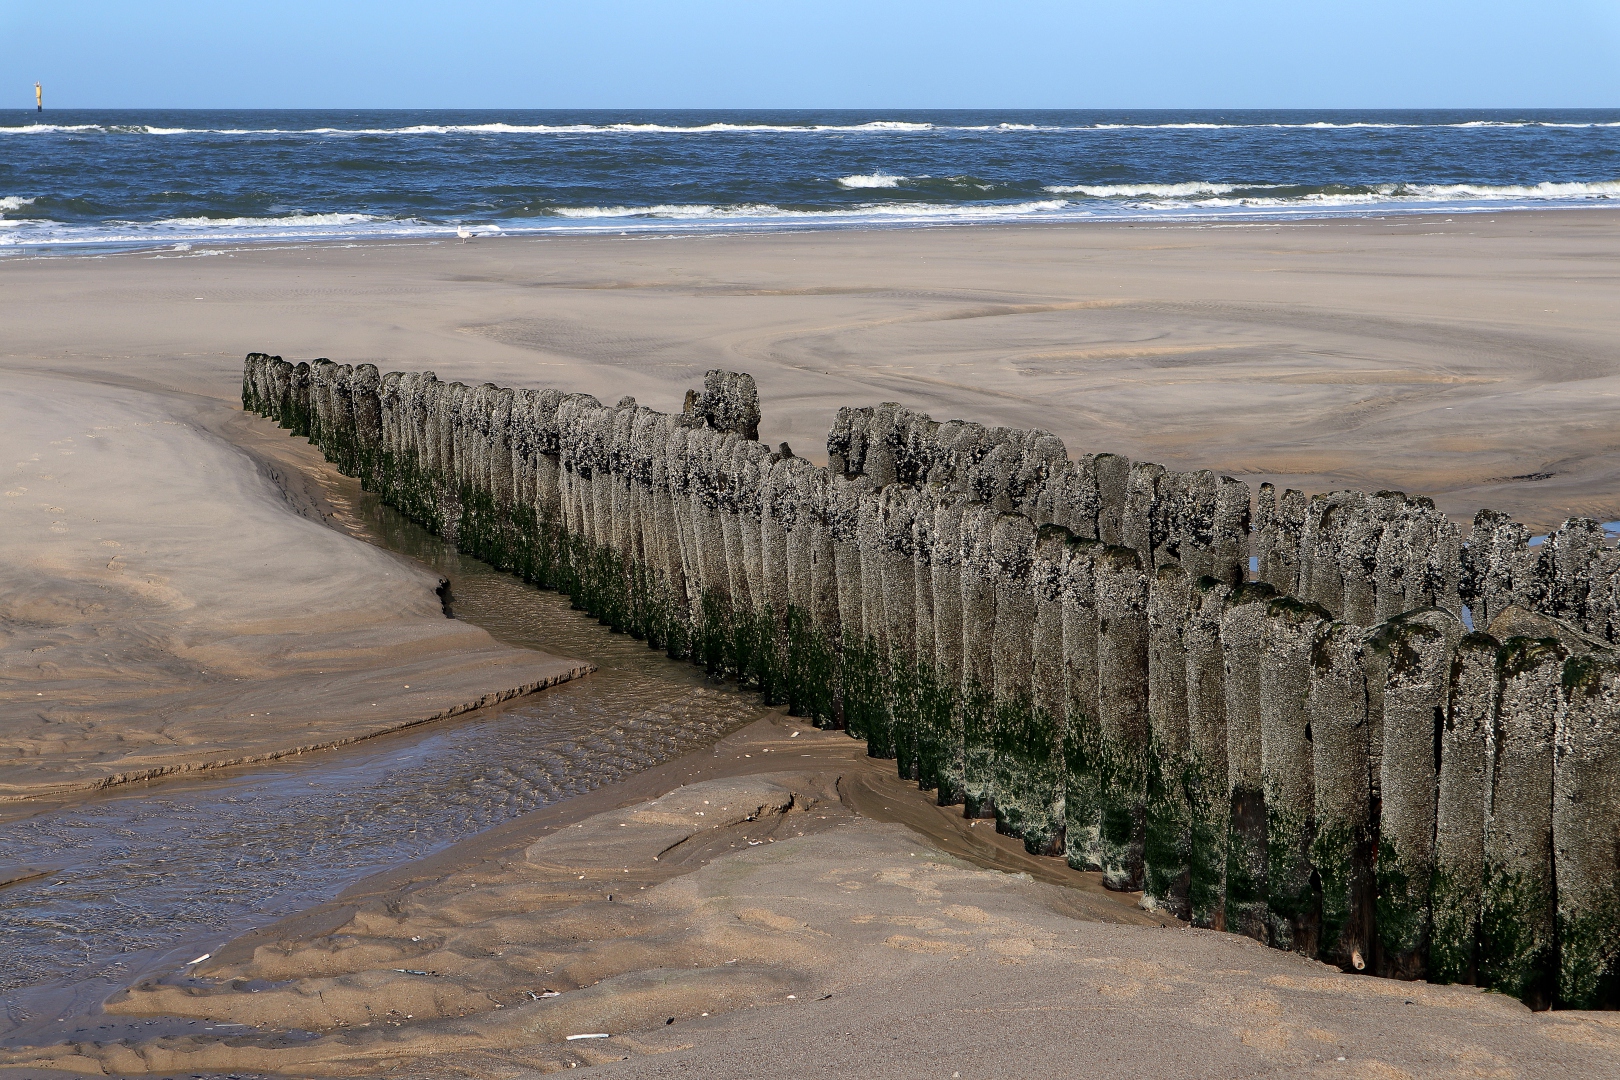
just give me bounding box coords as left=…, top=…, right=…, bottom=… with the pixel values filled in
left=0, top=370, right=589, bottom=802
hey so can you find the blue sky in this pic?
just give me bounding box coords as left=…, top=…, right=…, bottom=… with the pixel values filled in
left=10, top=0, right=1620, bottom=109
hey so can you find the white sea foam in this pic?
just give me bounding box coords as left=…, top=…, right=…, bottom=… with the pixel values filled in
left=146, top=212, right=383, bottom=228
left=224, top=120, right=940, bottom=137
left=1184, top=193, right=1388, bottom=208
left=1046, top=182, right=1243, bottom=197
left=6, top=118, right=1620, bottom=137
left=0, top=211, right=420, bottom=250
left=554, top=199, right=1067, bottom=221
left=1097, top=122, right=1233, bottom=130
left=1399, top=179, right=1620, bottom=198
left=837, top=173, right=906, bottom=188
left=847, top=121, right=934, bottom=131
left=0, top=124, right=105, bottom=134
left=1042, top=178, right=1620, bottom=206
left=5, top=177, right=1620, bottom=255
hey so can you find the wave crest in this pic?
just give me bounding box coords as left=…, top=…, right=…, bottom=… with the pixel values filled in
left=555, top=199, right=1067, bottom=221
left=1046, top=182, right=1242, bottom=197
left=837, top=173, right=906, bottom=189
left=6, top=118, right=1620, bottom=137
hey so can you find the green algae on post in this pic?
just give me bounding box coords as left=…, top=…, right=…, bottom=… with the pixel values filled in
left=1061, top=534, right=1103, bottom=870
left=1143, top=563, right=1193, bottom=919
left=1308, top=620, right=1372, bottom=972
left=238, top=353, right=1620, bottom=1011
left=1430, top=631, right=1498, bottom=985
left=1094, top=545, right=1151, bottom=891
left=1260, top=595, right=1331, bottom=955
left=1025, top=526, right=1069, bottom=855
left=1367, top=608, right=1462, bottom=980
left=1220, top=582, right=1277, bottom=942
left=1554, top=650, right=1620, bottom=1008
left=1185, top=576, right=1231, bottom=929
left=990, top=513, right=1038, bottom=838
left=1481, top=636, right=1564, bottom=1009
left=959, top=504, right=999, bottom=820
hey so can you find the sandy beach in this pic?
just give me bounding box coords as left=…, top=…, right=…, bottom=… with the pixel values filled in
left=12, top=210, right=1620, bottom=791
left=7, top=210, right=1620, bottom=530
left=4, top=211, right=1620, bottom=1075
left=8, top=715, right=1619, bottom=1079
left=0, top=369, right=589, bottom=803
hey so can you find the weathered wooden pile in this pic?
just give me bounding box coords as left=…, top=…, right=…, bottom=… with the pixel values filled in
left=242, top=353, right=1620, bottom=1010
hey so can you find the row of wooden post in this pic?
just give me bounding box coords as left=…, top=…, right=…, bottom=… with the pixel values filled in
left=242, top=354, right=1620, bottom=1008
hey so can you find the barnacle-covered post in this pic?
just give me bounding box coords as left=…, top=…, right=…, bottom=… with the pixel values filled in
left=1094, top=545, right=1151, bottom=890
left=1430, top=631, right=1499, bottom=984
left=1143, top=562, right=1193, bottom=918
left=959, top=503, right=1000, bottom=818
left=1368, top=608, right=1461, bottom=980
left=1482, top=636, right=1565, bottom=1009
left=1554, top=650, right=1620, bottom=1008
left=1219, top=581, right=1278, bottom=941
left=930, top=489, right=967, bottom=804
left=1260, top=596, right=1331, bottom=954
left=1062, top=535, right=1104, bottom=870
left=1309, top=619, right=1372, bottom=972
left=1024, top=524, right=1070, bottom=855
left=1185, top=576, right=1231, bottom=928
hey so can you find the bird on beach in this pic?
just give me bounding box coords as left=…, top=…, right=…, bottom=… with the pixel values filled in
left=456, top=226, right=474, bottom=243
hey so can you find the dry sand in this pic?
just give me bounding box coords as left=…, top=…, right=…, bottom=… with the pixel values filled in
left=6, top=717, right=1616, bottom=1079
left=5, top=213, right=1620, bottom=1076
left=0, top=369, right=588, bottom=802
left=5, top=210, right=1620, bottom=530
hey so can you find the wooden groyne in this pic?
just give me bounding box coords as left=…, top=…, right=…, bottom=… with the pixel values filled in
left=243, top=353, right=1620, bottom=1010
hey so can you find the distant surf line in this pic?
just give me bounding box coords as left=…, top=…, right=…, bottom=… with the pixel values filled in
left=5, top=197, right=1620, bottom=257
left=7, top=120, right=1620, bottom=137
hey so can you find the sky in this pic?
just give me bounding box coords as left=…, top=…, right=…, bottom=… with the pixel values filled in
left=7, top=0, right=1620, bottom=110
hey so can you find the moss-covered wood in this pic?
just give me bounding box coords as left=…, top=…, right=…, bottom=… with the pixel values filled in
left=1220, top=583, right=1277, bottom=941
left=1367, top=608, right=1461, bottom=980
left=1260, top=596, right=1330, bottom=954
left=1554, top=651, right=1620, bottom=1008
left=1308, top=620, right=1372, bottom=973
left=1481, top=636, right=1564, bottom=1009
left=1431, top=631, right=1497, bottom=985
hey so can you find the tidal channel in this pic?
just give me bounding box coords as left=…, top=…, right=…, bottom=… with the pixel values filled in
left=0, top=490, right=765, bottom=1047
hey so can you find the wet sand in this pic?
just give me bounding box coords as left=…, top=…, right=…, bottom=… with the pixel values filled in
left=7, top=716, right=1617, bottom=1079
left=0, top=370, right=588, bottom=801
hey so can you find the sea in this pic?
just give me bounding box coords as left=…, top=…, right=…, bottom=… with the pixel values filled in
left=3, top=108, right=1619, bottom=254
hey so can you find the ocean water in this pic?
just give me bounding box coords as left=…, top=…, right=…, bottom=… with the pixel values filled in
left=2, top=108, right=1619, bottom=252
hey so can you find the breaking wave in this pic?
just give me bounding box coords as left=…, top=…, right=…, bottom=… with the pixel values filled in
left=8, top=119, right=1620, bottom=138
left=1044, top=179, right=1620, bottom=205
left=837, top=173, right=907, bottom=188
left=6, top=109, right=1619, bottom=254
left=1046, top=182, right=1243, bottom=197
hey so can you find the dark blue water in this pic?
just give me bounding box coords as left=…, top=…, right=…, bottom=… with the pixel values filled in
left=3, top=109, right=1619, bottom=252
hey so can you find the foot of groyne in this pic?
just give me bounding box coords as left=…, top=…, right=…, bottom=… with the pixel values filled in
left=241, top=352, right=1620, bottom=1010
